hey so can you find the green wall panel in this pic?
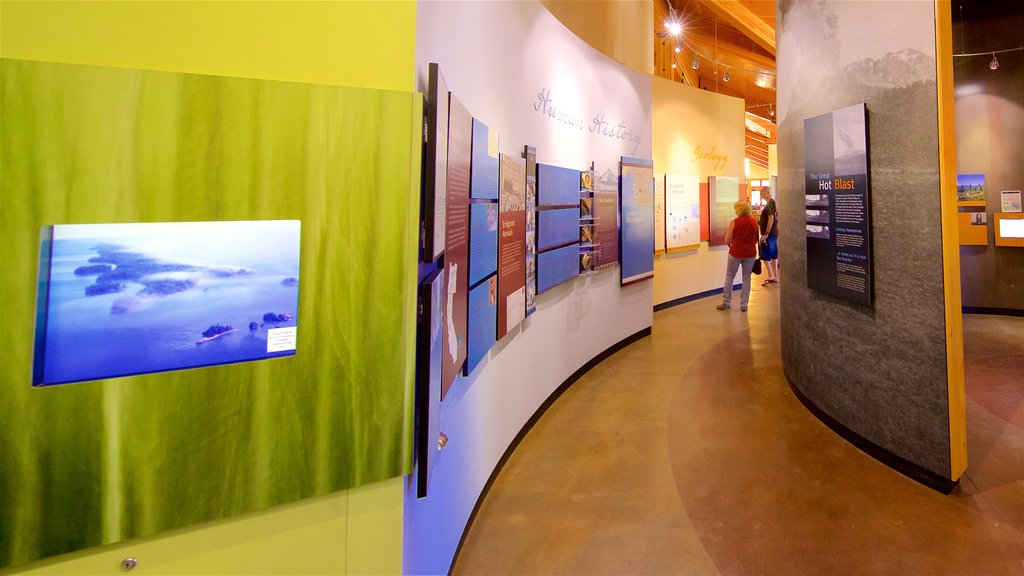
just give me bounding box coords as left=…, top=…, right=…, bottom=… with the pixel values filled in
left=0, top=59, right=420, bottom=568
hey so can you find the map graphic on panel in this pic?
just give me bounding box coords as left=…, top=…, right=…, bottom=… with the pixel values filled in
left=498, top=153, right=526, bottom=339
left=34, top=221, right=300, bottom=386
left=620, top=157, right=655, bottom=285
left=665, top=173, right=701, bottom=252
left=441, top=94, right=472, bottom=399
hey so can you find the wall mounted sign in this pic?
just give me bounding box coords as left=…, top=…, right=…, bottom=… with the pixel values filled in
left=593, top=163, right=620, bottom=270
left=708, top=176, right=740, bottom=246
left=423, top=63, right=449, bottom=262
left=441, top=94, right=472, bottom=398
left=497, top=153, right=526, bottom=339
left=803, top=103, right=873, bottom=306
left=665, top=173, right=701, bottom=252
left=619, top=156, right=655, bottom=285
left=33, top=220, right=301, bottom=386
left=524, top=145, right=538, bottom=316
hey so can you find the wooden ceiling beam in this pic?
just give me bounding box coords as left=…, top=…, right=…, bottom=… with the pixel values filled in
left=695, top=0, right=775, bottom=56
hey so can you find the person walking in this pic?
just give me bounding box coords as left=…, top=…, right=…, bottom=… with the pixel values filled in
left=758, top=186, right=779, bottom=285
left=717, top=201, right=759, bottom=312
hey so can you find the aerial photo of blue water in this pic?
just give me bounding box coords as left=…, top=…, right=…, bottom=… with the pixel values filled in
left=37, top=220, right=301, bottom=386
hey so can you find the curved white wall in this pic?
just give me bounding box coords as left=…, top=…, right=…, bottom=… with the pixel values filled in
left=651, top=76, right=748, bottom=306
left=405, top=2, right=653, bottom=574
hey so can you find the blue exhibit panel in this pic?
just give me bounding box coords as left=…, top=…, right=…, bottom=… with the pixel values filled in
left=468, top=202, right=498, bottom=286
left=465, top=274, right=497, bottom=376
left=537, top=207, right=580, bottom=252
left=470, top=119, right=498, bottom=200
left=537, top=243, right=579, bottom=294
left=620, top=157, right=655, bottom=285
left=537, top=164, right=580, bottom=206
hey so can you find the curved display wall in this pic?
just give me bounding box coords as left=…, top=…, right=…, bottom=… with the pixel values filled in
left=405, top=2, right=653, bottom=574
left=776, top=0, right=965, bottom=487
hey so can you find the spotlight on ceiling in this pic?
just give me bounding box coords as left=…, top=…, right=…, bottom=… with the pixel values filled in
left=692, top=57, right=699, bottom=70
left=723, top=71, right=731, bottom=82
left=668, top=21, right=682, bottom=36
left=674, top=45, right=681, bottom=54
left=672, top=62, right=677, bottom=69
left=990, top=53, right=999, bottom=70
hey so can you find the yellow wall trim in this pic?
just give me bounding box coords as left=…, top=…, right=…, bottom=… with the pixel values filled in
left=934, top=0, right=968, bottom=480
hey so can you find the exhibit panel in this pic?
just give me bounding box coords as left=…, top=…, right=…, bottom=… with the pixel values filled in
left=0, top=59, right=421, bottom=568
left=620, top=157, right=656, bottom=285
left=441, top=95, right=473, bottom=400
left=409, top=2, right=653, bottom=573
left=776, top=0, right=964, bottom=485
left=803, top=103, right=874, bottom=306
left=593, top=163, right=621, bottom=270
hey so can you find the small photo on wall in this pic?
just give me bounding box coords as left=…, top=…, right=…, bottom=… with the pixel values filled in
left=971, top=212, right=988, bottom=225
left=956, top=173, right=986, bottom=202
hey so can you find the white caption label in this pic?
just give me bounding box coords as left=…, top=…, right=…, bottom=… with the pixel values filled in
left=267, top=327, right=297, bottom=353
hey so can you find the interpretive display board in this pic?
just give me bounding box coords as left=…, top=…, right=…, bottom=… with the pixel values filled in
left=654, top=174, right=666, bottom=253
left=537, top=164, right=581, bottom=206
left=803, top=103, right=873, bottom=306
left=468, top=202, right=498, bottom=286
left=593, top=164, right=620, bottom=269
left=580, top=169, right=596, bottom=273
left=442, top=95, right=472, bottom=398
left=524, top=145, right=538, bottom=316
left=423, top=63, right=449, bottom=261
left=537, top=208, right=580, bottom=251
left=651, top=174, right=667, bottom=252
left=1002, top=190, right=1022, bottom=213
left=470, top=119, right=499, bottom=200
left=415, top=269, right=443, bottom=498
left=665, top=173, right=701, bottom=252
left=33, top=221, right=300, bottom=387
left=619, top=157, right=655, bottom=285
left=497, top=153, right=526, bottom=339
left=465, top=274, right=497, bottom=375
left=537, top=243, right=579, bottom=293
left=708, top=176, right=740, bottom=246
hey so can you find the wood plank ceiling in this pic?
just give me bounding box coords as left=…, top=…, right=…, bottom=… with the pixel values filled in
left=654, top=0, right=777, bottom=171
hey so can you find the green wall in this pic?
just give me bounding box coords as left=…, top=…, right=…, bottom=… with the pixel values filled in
left=0, top=1, right=419, bottom=573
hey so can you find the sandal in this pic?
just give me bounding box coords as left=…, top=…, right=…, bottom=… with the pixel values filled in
left=761, top=279, right=773, bottom=286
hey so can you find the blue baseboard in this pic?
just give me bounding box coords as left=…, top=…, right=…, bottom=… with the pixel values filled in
left=654, top=284, right=743, bottom=312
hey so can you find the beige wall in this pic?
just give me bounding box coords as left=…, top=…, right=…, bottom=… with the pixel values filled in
left=541, top=0, right=654, bottom=74
left=651, top=75, right=746, bottom=305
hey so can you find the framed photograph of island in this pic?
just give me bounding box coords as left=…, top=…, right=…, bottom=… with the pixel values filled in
left=32, top=220, right=301, bottom=387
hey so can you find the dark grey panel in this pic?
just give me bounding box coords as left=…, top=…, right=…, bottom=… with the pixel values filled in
left=777, top=0, right=952, bottom=477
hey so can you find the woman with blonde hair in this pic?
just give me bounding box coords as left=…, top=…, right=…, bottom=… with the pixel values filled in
left=717, top=200, right=759, bottom=312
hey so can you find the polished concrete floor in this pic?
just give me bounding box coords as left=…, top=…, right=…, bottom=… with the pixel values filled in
left=452, top=284, right=1023, bottom=575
